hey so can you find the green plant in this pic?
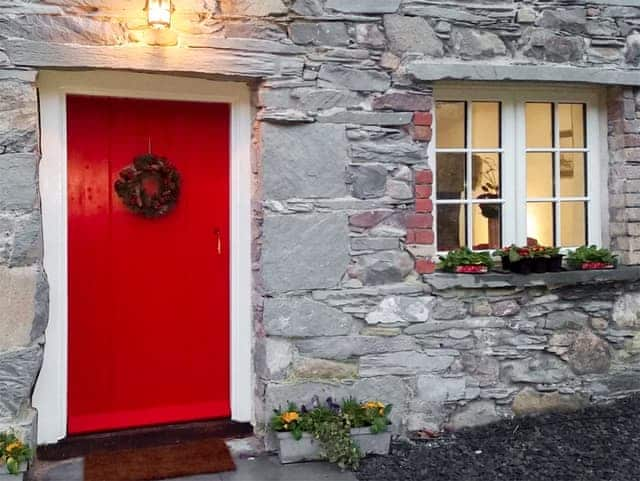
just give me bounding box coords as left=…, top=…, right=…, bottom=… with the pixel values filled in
left=270, top=398, right=393, bottom=471
left=438, top=247, right=494, bottom=272
left=0, top=431, right=32, bottom=475
left=567, top=245, right=617, bottom=267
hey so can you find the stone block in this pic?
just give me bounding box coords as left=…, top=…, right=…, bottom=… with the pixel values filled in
left=291, top=0, right=324, bottom=16
left=289, top=22, right=349, bottom=46
left=502, top=354, right=571, bottom=385
left=0, top=266, right=38, bottom=351
left=372, top=91, right=431, bottom=112
left=567, top=329, right=611, bottom=375
left=354, top=251, right=414, bottom=285
left=295, top=335, right=417, bottom=360
left=612, top=292, right=640, bottom=328
left=258, top=337, right=294, bottom=380
left=10, top=212, right=42, bottom=267
left=325, top=0, right=400, bottom=14
left=0, top=15, right=126, bottom=45
left=0, top=344, right=42, bottom=417
left=365, top=296, right=435, bottom=325
left=262, top=123, right=348, bottom=200
left=318, top=64, right=390, bottom=92
left=5, top=40, right=304, bottom=78
left=449, top=400, right=499, bottom=430
left=351, top=237, right=399, bottom=251
left=417, top=375, right=465, bottom=402
left=219, top=0, right=288, bottom=16
left=0, top=154, right=37, bottom=211
left=350, top=142, right=426, bottom=164
left=537, top=8, right=587, bottom=35
left=291, top=358, right=357, bottom=380
left=360, top=351, right=454, bottom=376
left=451, top=29, right=507, bottom=59
left=264, top=297, right=352, bottom=337
left=262, top=213, right=350, bottom=292
left=512, top=388, right=588, bottom=416
left=0, top=79, right=37, bottom=155
left=318, top=110, right=413, bottom=126
left=383, top=15, right=443, bottom=57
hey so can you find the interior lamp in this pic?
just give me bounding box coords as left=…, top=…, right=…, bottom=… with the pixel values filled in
left=147, top=0, right=172, bottom=29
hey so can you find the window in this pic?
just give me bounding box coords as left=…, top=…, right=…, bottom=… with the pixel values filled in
left=433, top=86, right=602, bottom=252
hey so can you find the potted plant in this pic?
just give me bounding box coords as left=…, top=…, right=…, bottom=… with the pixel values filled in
left=530, top=245, right=550, bottom=273
left=271, top=398, right=393, bottom=470
left=438, top=247, right=494, bottom=274
left=567, top=245, right=618, bottom=270
left=506, top=246, right=533, bottom=274
left=545, top=246, right=564, bottom=272
left=492, top=246, right=513, bottom=271
left=0, top=431, right=32, bottom=480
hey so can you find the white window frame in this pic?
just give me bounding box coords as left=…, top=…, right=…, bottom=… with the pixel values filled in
left=432, top=83, right=605, bottom=252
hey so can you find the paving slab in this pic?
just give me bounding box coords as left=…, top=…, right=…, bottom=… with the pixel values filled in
left=29, top=455, right=356, bottom=481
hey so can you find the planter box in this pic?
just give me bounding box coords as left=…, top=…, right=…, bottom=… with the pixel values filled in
left=0, top=464, right=27, bottom=481
left=454, top=265, right=488, bottom=274
left=349, top=427, right=391, bottom=456
left=276, top=428, right=391, bottom=464
left=578, top=262, right=615, bottom=270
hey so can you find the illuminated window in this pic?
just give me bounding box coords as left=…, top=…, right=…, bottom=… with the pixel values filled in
left=433, top=86, right=602, bottom=251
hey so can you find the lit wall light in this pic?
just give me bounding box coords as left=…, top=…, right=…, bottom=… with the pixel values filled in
left=147, top=0, right=172, bottom=29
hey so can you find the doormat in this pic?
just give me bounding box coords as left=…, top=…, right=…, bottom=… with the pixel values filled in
left=84, top=439, right=236, bottom=481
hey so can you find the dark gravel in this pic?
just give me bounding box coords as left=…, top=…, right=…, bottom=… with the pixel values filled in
left=357, top=396, right=640, bottom=481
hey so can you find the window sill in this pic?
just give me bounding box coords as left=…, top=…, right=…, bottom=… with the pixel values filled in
left=423, top=266, right=640, bottom=290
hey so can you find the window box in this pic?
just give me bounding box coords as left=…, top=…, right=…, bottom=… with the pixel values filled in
left=0, top=464, right=27, bottom=481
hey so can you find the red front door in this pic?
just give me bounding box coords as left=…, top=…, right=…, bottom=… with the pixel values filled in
left=66, top=95, right=231, bottom=435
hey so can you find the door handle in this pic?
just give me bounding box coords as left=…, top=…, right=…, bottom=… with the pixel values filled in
left=214, top=228, right=222, bottom=255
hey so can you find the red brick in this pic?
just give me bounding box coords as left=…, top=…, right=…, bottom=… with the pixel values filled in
left=412, top=125, right=432, bottom=142
left=406, top=230, right=416, bottom=244
left=415, top=199, right=433, bottom=213
left=413, top=111, right=433, bottom=126
left=415, top=185, right=432, bottom=199
left=415, top=259, right=436, bottom=274
left=407, top=213, right=433, bottom=229
left=414, top=229, right=434, bottom=244
left=415, top=169, right=433, bottom=185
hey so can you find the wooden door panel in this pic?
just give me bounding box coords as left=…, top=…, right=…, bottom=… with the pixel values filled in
left=67, top=95, right=231, bottom=434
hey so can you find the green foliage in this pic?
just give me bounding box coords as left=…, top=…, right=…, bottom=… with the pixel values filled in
left=438, top=247, right=494, bottom=272
left=567, top=245, right=617, bottom=267
left=0, top=431, right=32, bottom=475
left=269, top=398, right=393, bottom=471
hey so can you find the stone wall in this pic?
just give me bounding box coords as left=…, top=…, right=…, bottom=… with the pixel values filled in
left=263, top=270, right=640, bottom=436
left=0, top=69, right=45, bottom=446
left=1, top=0, right=640, bottom=448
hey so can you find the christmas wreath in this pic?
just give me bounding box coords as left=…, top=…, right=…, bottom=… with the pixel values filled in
left=114, top=154, right=180, bottom=218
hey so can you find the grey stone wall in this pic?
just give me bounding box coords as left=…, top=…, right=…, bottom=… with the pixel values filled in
left=0, top=69, right=45, bottom=447
left=1, top=0, right=640, bottom=448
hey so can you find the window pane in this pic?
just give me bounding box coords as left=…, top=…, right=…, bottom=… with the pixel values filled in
left=560, top=202, right=587, bottom=247
left=472, top=102, right=500, bottom=149
left=472, top=204, right=501, bottom=250
left=527, top=202, right=554, bottom=246
left=437, top=204, right=466, bottom=251
left=559, top=104, right=585, bottom=148
left=472, top=153, right=501, bottom=199
left=436, top=101, right=466, bottom=149
left=559, top=152, right=586, bottom=197
left=436, top=153, right=466, bottom=199
left=526, top=153, right=553, bottom=198
left=526, top=103, right=554, bottom=148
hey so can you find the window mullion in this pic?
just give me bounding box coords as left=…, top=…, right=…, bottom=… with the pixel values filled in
left=554, top=102, right=561, bottom=246
left=466, top=100, right=473, bottom=249
left=513, top=95, right=527, bottom=246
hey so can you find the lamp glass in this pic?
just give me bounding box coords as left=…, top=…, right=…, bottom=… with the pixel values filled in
left=148, top=0, right=171, bottom=29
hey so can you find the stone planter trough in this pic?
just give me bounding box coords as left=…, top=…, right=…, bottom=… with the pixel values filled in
left=276, top=428, right=391, bottom=464
left=0, top=464, right=27, bottom=481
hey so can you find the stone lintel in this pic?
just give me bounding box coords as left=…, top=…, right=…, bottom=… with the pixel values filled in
left=407, top=61, right=640, bottom=87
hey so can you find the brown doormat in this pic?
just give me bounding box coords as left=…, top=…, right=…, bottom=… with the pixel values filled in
left=84, top=439, right=236, bottom=481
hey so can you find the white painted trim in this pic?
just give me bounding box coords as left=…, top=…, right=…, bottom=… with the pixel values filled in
left=34, top=70, right=254, bottom=444
left=433, top=84, right=605, bottom=251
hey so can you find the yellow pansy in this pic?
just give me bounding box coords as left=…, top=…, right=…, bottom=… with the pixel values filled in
left=281, top=411, right=300, bottom=424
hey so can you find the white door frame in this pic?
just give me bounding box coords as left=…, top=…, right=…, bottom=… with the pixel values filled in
left=34, top=70, right=254, bottom=444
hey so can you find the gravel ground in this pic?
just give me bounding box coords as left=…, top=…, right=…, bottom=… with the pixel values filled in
left=357, top=396, right=640, bottom=481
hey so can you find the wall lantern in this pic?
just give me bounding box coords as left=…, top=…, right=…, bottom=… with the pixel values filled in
left=147, top=0, right=172, bottom=29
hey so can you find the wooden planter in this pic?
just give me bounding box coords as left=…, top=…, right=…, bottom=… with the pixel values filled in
left=276, top=428, right=391, bottom=464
